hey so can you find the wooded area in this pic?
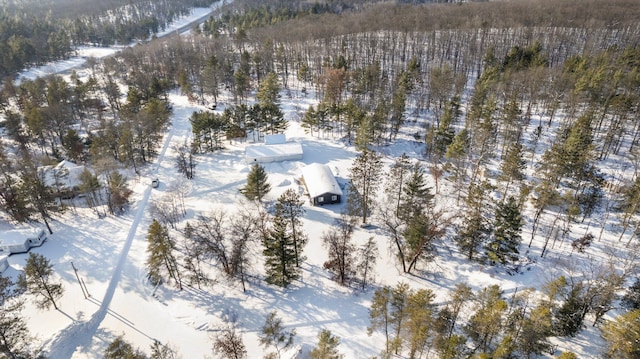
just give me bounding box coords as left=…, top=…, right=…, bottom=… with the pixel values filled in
left=2, top=0, right=640, bottom=357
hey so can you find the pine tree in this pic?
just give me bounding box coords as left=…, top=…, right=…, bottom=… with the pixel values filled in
left=498, top=141, right=526, bottom=197
left=309, top=329, right=343, bottom=359
left=276, top=189, right=307, bottom=267
left=368, top=286, right=392, bottom=355
left=516, top=305, right=553, bottom=358
left=259, top=311, right=296, bottom=359
left=399, top=162, right=434, bottom=221
left=21, top=165, right=63, bottom=234
left=240, top=164, right=271, bottom=202
left=601, top=309, right=640, bottom=358
left=104, top=336, right=147, bottom=359
left=146, top=219, right=182, bottom=289
left=356, top=237, right=378, bottom=290
left=464, top=285, right=507, bottom=353
left=262, top=214, right=299, bottom=287
left=18, top=252, right=63, bottom=310
left=257, top=72, right=281, bottom=108
left=383, top=153, right=412, bottom=218
left=347, top=149, right=382, bottom=224
left=107, top=170, right=133, bottom=215
left=0, top=274, right=32, bottom=359
left=487, top=196, right=523, bottom=266
left=455, top=181, right=492, bottom=261
left=389, top=282, right=410, bottom=355
left=622, top=278, right=640, bottom=309
left=405, top=288, right=436, bottom=359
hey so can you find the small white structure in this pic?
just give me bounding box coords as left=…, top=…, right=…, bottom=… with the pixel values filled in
left=245, top=135, right=303, bottom=163
left=300, top=163, right=342, bottom=206
left=0, top=255, right=8, bottom=273
left=0, top=229, right=47, bottom=255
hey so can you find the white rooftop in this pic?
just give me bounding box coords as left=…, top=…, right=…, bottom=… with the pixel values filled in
left=301, top=163, right=342, bottom=198
left=245, top=142, right=303, bottom=162
left=39, top=160, right=90, bottom=189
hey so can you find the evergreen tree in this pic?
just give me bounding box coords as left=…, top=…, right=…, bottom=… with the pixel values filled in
left=18, top=252, right=63, bottom=310
left=399, top=162, right=434, bottom=221
left=276, top=189, right=307, bottom=267
left=240, top=164, right=271, bottom=202
left=107, top=170, right=133, bottom=215
left=347, top=149, right=382, bottom=224
left=262, top=214, right=299, bottom=287
left=498, top=141, right=526, bottom=197
left=149, top=341, right=177, bottom=359
left=455, top=181, right=492, bottom=261
left=259, top=311, right=296, bottom=359
left=487, top=196, right=523, bottom=266
left=146, top=219, right=182, bottom=289
left=405, top=288, right=436, bottom=359
left=464, top=285, right=507, bottom=353
left=0, top=274, right=32, bottom=359
left=309, top=329, right=343, bottom=359
left=257, top=72, right=281, bottom=108
left=368, top=286, right=392, bottom=355
left=21, top=165, right=63, bottom=234
left=601, top=309, right=640, bottom=359
left=104, top=336, right=147, bottom=359
left=356, top=237, right=378, bottom=290
left=389, top=282, right=410, bottom=355
left=553, top=283, right=587, bottom=337
left=383, top=153, right=412, bottom=218
left=516, top=305, right=553, bottom=358
left=622, top=278, right=640, bottom=309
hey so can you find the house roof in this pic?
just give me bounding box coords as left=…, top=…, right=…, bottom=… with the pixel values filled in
left=0, top=228, right=40, bottom=246
left=39, top=160, right=90, bottom=188
left=245, top=142, right=303, bottom=161
left=301, top=163, right=342, bottom=198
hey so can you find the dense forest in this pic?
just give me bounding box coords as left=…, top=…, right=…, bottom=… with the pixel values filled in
left=2, top=0, right=640, bottom=357
left=0, top=0, right=212, bottom=79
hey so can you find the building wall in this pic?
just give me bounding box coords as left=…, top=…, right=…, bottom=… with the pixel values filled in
left=312, top=193, right=341, bottom=206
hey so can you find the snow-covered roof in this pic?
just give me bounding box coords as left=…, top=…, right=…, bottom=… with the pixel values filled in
left=301, top=163, right=342, bottom=198
left=39, top=160, right=90, bottom=189
left=264, top=133, right=286, bottom=145
left=0, top=228, right=42, bottom=246
left=245, top=142, right=303, bottom=163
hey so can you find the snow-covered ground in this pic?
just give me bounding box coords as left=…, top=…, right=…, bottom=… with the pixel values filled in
left=2, top=82, right=613, bottom=358
left=2, top=2, right=623, bottom=357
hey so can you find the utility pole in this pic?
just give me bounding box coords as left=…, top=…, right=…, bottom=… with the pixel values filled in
left=71, top=262, right=89, bottom=299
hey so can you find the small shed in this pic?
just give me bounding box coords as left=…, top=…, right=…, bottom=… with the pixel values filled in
left=0, top=229, right=47, bottom=255
left=245, top=142, right=303, bottom=163
left=301, top=163, right=342, bottom=206
left=0, top=255, right=8, bottom=273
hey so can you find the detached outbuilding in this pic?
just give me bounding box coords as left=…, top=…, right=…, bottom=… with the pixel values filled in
left=301, top=163, right=342, bottom=206
left=245, top=134, right=303, bottom=163
left=0, top=229, right=47, bottom=255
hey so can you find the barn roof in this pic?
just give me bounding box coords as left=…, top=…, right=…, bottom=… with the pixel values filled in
left=301, top=163, right=342, bottom=198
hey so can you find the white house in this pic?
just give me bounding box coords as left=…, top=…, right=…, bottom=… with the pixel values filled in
left=300, top=163, right=342, bottom=206
left=245, top=134, right=303, bottom=163
left=0, top=228, right=47, bottom=255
